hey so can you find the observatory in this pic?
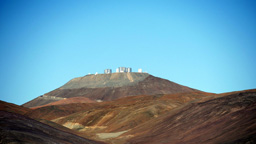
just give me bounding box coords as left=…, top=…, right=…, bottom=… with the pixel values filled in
left=116, top=67, right=132, bottom=73
left=104, top=69, right=112, bottom=74
left=104, top=67, right=142, bottom=74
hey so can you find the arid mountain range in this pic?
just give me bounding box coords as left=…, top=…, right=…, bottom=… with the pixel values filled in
left=1, top=73, right=255, bottom=144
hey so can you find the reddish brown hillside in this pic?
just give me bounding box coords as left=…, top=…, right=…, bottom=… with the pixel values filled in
left=0, top=100, right=30, bottom=115
left=127, top=89, right=256, bottom=144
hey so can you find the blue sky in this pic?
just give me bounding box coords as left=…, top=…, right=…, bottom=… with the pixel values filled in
left=0, top=0, right=255, bottom=105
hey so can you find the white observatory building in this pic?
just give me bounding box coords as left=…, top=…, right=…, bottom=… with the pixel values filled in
left=104, top=69, right=112, bottom=74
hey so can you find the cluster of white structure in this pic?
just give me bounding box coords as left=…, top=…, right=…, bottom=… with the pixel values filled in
left=104, top=69, right=112, bottom=74
left=116, top=67, right=132, bottom=73
left=104, top=67, right=143, bottom=74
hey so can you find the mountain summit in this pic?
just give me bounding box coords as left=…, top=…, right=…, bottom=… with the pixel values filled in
left=23, top=73, right=200, bottom=108
left=61, top=73, right=150, bottom=89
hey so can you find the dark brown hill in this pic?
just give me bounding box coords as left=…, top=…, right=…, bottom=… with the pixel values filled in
left=23, top=73, right=201, bottom=108
left=0, top=111, right=105, bottom=144
left=127, top=89, right=256, bottom=144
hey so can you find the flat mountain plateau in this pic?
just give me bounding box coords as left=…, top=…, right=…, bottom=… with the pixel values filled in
left=1, top=73, right=255, bottom=144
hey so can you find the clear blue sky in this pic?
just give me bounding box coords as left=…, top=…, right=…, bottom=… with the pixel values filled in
left=0, top=0, right=255, bottom=105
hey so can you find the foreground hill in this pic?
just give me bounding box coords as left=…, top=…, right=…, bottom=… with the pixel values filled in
left=26, top=91, right=213, bottom=143
left=0, top=111, right=105, bottom=144
left=25, top=89, right=256, bottom=144
left=0, top=100, right=104, bottom=144
left=2, top=87, right=255, bottom=144
left=126, top=89, right=256, bottom=144
left=23, top=73, right=201, bottom=108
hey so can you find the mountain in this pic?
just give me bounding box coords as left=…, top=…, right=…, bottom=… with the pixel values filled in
left=0, top=100, right=105, bottom=144
left=6, top=72, right=255, bottom=144
left=2, top=71, right=256, bottom=144
left=23, top=73, right=201, bottom=108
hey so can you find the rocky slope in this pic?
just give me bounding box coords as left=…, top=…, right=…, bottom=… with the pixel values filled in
left=23, top=73, right=200, bottom=108
left=0, top=111, right=105, bottom=144
left=126, top=89, right=256, bottom=144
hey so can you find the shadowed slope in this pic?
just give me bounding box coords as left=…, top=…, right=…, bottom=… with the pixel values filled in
left=127, top=89, right=256, bottom=144
left=0, top=111, right=105, bottom=144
